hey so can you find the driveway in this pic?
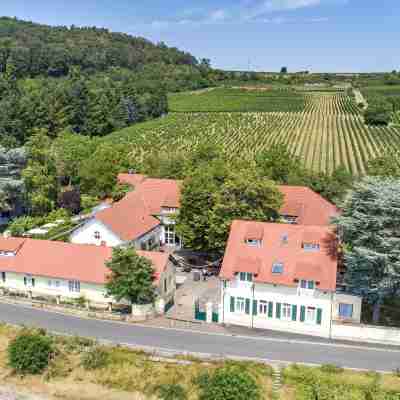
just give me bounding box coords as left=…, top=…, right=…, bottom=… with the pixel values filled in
left=167, top=271, right=220, bottom=321
left=0, top=302, right=400, bottom=372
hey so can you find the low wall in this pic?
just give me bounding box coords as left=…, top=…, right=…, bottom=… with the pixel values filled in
left=332, top=321, right=400, bottom=346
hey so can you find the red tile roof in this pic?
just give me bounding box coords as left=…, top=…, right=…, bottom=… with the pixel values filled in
left=220, top=221, right=338, bottom=291
left=0, top=237, right=26, bottom=253
left=117, top=173, right=147, bottom=187
left=0, top=238, right=168, bottom=285
left=96, top=175, right=181, bottom=241
left=278, top=186, right=339, bottom=226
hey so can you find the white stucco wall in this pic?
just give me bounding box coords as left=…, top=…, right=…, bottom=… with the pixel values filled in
left=0, top=271, right=109, bottom=304
left=157, top=261, right=176, bottom=303
left=221, top=278, right=334, bottom=338
left=332, top=322, right=400, bottom=346
left=70, top=218, right=124, bottom=247
left=332, top=292, right=362, bottom=324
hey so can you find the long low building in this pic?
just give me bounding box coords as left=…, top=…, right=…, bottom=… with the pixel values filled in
left=0, top=237, right=175, bottom=312
left=219, top=220, right=361, bottom=338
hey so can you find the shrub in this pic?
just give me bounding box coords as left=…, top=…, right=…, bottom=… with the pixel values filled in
left=111, top=183, right=131, bottom=202
left=8, top=330, right=54, bottom=374
left=81, top=195, right=99, bottom=212
left=320, top=364, right=344, bottom=374
left=81, top=346, right=109, bottom=370
left=197, top=367, right=261, bottom=400
left=155, top=383, right=187, bottom=400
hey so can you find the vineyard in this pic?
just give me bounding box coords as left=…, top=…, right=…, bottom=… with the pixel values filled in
left=169, top=88, right=306, bottom=113
left=108, top=90, right=400, bottom=176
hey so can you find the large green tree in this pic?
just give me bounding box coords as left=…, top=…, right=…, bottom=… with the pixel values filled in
left=176, top=165, right=283, bottom=253
left=22, top=129, right=58, bottom=216
left=105, top=247, right=156, bottom=306
left=334, top=177, right=400, bottom=323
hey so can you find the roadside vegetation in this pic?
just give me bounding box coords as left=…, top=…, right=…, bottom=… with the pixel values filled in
left=0, top=325, right=399, bottom=400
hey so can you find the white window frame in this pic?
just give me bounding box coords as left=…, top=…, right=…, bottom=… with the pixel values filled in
left=300, top=280, right=315, bottom=290
left=282, top=303, right=292, bottom=320
left=68, top=280, right=80, bottom=293
left=245, top=239, right=261, bottom=247
left=339, top=303, right=353, bottom=319
left=306, top=306, right=317, bottom=324
left=272, top=262, right=284, bottom=274
left=165, top=225, right=176, bottom=245
left=24, top=276, right=35, bottom=287
left=236, top=297, right=246, bottom=314
left=303, top=243, right=320, bottom=252
left=259, top=300, right=268, bottom=315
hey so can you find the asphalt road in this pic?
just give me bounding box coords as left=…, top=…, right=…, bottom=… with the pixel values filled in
left=0, top=302, right=399, bottom=372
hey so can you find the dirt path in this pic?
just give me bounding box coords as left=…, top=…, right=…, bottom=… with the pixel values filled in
left=353, top=88, right=368, bottom=109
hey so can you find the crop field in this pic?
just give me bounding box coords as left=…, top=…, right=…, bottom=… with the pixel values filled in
left=109, top=89, right=400, bottom=175
left=169, top=88, right=306, bottom=113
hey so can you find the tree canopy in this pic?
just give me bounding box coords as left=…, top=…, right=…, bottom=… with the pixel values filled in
left=176, top=164, right=283, bottom=253
left=334, top=177, right=400, bottom=322
left=105, top=247, right=156, bottom=306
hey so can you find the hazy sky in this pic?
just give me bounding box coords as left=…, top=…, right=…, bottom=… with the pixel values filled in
left=2, top=0, right=399, bottom=72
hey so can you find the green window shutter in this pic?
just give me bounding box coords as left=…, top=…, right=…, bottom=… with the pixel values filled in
left=276, top=303, right=281, bottom=319
left=230, top=296, right=235, bottom=313
left=268, top=302, right=273, bottom=318
left=300, top=306, right=306, bottom=322
left=292, top=305, right=298, bottom=321
left=253, top=300, right=258, bottom=316
left=245, top=298, right=250, bottom=315
left=317, top=308, right=323, bottom=325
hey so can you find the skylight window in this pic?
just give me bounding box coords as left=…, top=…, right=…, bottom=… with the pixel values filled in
left=303, top=243, right=320, bottom=251
left=245, top=239, right=261, bottom=247
left=272, top=262, right=284, bottom=274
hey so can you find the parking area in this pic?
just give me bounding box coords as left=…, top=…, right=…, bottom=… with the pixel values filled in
left=167, top=269, right=220, bottom=321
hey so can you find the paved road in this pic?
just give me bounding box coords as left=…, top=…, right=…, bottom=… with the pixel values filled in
left=0, top=302, right=399, bottom=372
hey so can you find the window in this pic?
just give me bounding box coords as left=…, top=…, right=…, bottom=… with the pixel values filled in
left=306, top=306, right=316, bottom=323
left=48, top=280, right=52, bottom=287
left=245, top=239, right=261, bottom=247
left=282, top=303, right=292, bottom=320
left=68, top=280, right=80, bottom=293
left=1, top=272, right=5, bottom=283
left=94, top=231, right=101, bottom=240
left=259, top=300, right=268, bottom=315
left=339, top=303, right=353, bottom=318
left=300, top=280, right=315, bottom=290
left=165, top=225, right=176, bottom=245
left=239, top=272, right=253, bottom=282
left=24, top=277, right=35, bottom=287
left=236, top=297, right=246, bottom=313
left=272, top=262, right=284, bottom=274
left=303, top=243, right=320, bottom=251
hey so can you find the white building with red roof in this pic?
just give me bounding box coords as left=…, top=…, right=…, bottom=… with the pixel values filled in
left=0, top=237, right=175, bottom=313
left=219, top=221, right=361, bottom=338
left=71, top=173, right=339, bottom=251
left=70, top=173, right=182, bottom=250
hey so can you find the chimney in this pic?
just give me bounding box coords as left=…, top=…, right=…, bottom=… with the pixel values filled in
left=100, top=241, right=107, bottom=247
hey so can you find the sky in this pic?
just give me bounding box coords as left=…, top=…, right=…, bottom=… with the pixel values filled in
left=1, top=0, right=400, bottom=72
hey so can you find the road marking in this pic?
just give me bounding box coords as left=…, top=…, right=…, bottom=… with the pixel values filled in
left=0, top=300, right=399, bottom=355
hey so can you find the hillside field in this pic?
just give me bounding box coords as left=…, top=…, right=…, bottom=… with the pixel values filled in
left=107, top=87, right=400, bottom=175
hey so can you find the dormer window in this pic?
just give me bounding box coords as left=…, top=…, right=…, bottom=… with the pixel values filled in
left=272, top=262, right=284, bottom=274
left=239, top=272, right=253, bottom=282
left=303, top=242, right=320, bottom=251
left=245, top=239, right=261, bottom=247
left=300, top=279, right=315, bottom=290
